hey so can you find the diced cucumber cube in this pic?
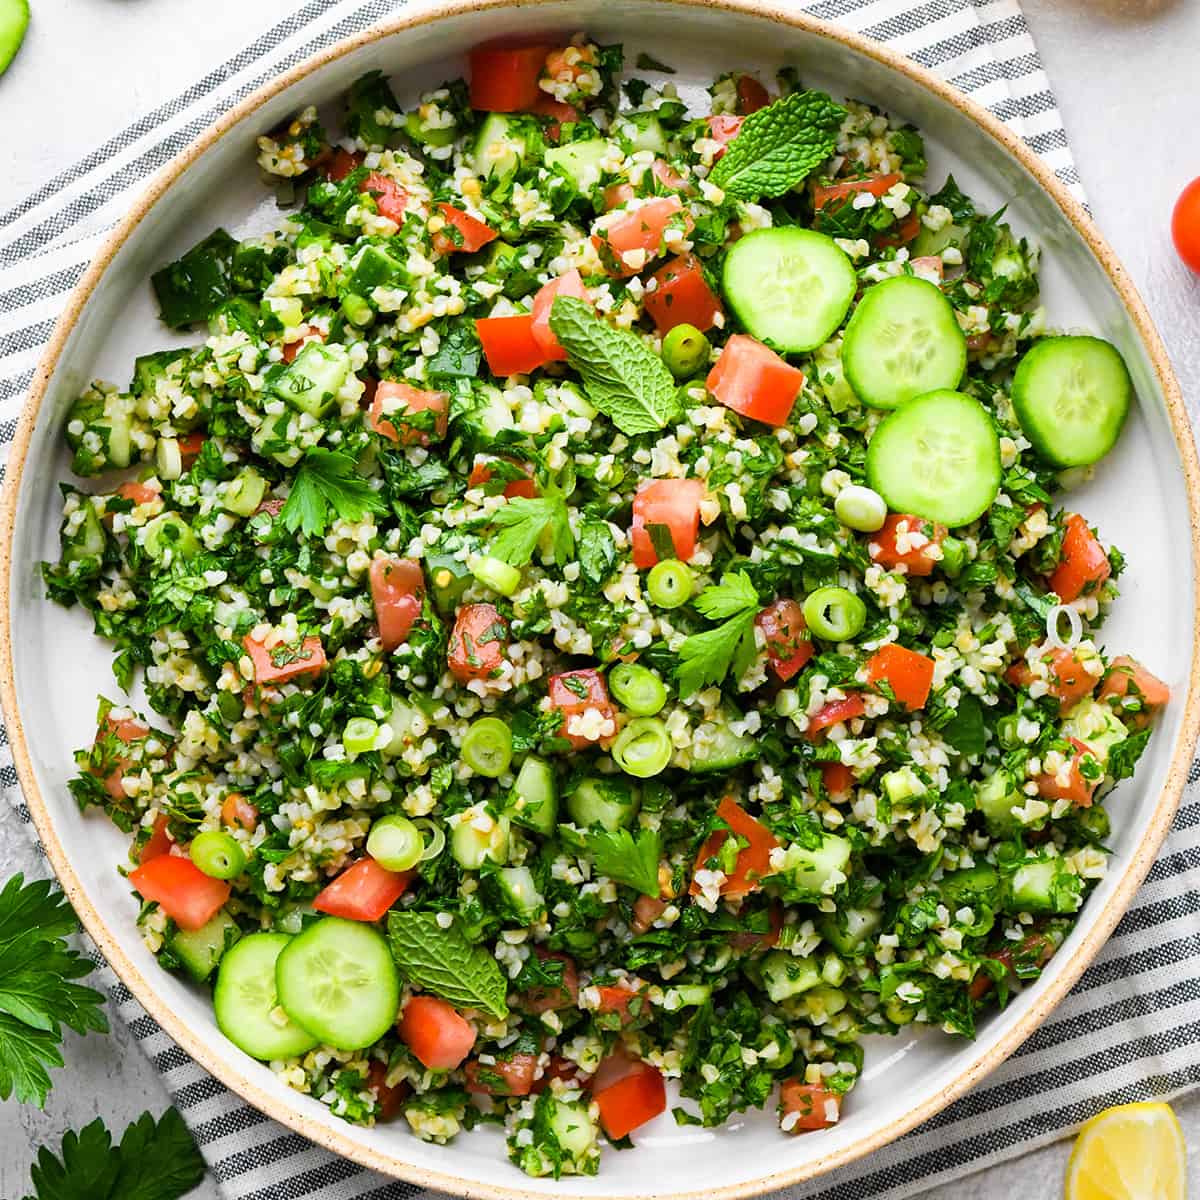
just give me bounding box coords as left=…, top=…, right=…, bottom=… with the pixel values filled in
left=566, top=776, right=638, bottom=832
left=172, top=909, right=240, bottom=983
left=509, top=756, right=558, bottom=836
left=495, top=866, right=545, bottom=923
left=270, top=341, right=350, bottom=416
left=544, top=139, right=611, bottom=190
left=761, top=950, right=821, bottom=1002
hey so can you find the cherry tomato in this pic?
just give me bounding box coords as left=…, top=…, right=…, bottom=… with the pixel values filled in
left=1172, top=177, right=1200, bottom=274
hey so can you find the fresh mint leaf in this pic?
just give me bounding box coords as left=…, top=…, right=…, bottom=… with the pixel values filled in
left=548, top=297, right=682, bottom=436
left=577, top=518, right=617, bottom=586
left=387, top=911, right=510, bottom=1020
left=709, top=90, right=847, bottom=199
left=488, top=496, right=574, bottom=565
left=280, top=448, right=387, bottom=538
left=693, top=570, right=759, bottom=620
left=676, top=610, right=758, bottom=698
left=586, top=828, right=662, bottom=897
left=23, top=1108, right=204, bottom=1200
left=938, top=694, right=987, bottom=757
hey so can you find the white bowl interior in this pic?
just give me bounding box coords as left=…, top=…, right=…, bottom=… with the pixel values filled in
left=7, top=2, right=1194, bottom=1195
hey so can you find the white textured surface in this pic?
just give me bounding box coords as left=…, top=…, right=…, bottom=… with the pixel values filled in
left=1, top=1, right=1199, bottom=1198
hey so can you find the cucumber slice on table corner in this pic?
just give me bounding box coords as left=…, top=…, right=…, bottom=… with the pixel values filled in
left=1011, top=335, right=1132, bottom=468
left=722, top=227, right=857, bottom=353
left=275, top=917, right=399, bottom=1051
left=842, top=274, right=967, bottom=409
left=0, top=0, right=29, bottom=76
left=214, top=933, right=319, bottom=1061
left=866, top=389, right=1001, bottom=527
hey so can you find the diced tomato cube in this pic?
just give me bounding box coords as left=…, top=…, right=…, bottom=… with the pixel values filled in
left=325, top=148, right=365, bottom=181
left=399, top=995, right=476, bottom=1070
left=1098, top=655, right=1170, bottom=727
left=547, top=668, right=616, bottom=749
left=644, top=253, right=722, bottom=335
left=592, top=1053, right=666, bottom=1139
left=221, top=792, right=258, bottom=833
left=812, top=173, right=901, bottom=211
left=867, top=513, right=947, bottom=576
left=447, top=603, right=509, bottom=683
left=630, top=478, right=706, bottom=569
left=530, top=94, right=578, bottom=139
left=880, top=211, right=921, bottom=248
left=706, top=114, right=743, bottom=159
left=368, top=381, right=449, bottom=446
left=650, top=158, right=687, bottom=190
left=1007, top=647, right=1100, bottom=706
left=465, top=1052, right=539, bottom=1096
left=313, top=857, right=413, bottom=921
left=968, top=933, right=1056, bottom=1001
left=432, top=204, right=498, bottom=255
left=594, top=984, right=644, bottom=1025
left=476, top=314, right=550, bottom=377
left=522, top=947, right=579, bottom=1012
left=177, top=432, right=206, bottom=469
left=593, top=196, right=693, bottom=277
left=531, top=1054, right=581, bottom=1092
left=865, top=644, right=935, bottom=711
left=369, top=557, right=425, bottom=652
left=690, top=796, right=780, bottom=899
left=113, top=479, right=162, bottom=508
left=360, top=172, right=408, bottom=223
left=129, top=855, right=230, bottom=931
left=242, top=633, right=326, bottom=685
left=529, top=269, right=589, bottom=360
left=603, top=181, right=636, bottom=211
left=736, top=74, right=771, bottom=113
left=281, top=328, right=322, bottom=369
left=1048, top=513, right=1111, bottom=602
left=707, top=334, right=805, bottom=427
left=821, top=762, right=855, bottom=797
left=805, top=694, right=866, bottom=741
left=910, top=255, right=944, bottom=281
left=94, top=713, right=149, bottom=800
left=469, top=43, right=553, bottom=112
left=138, top=813, right=173, bottom=863
left=779, top=1080, right=841, bottom=1132
left=755, top=598, right=814, bottom=682
left=467, top=458, right=538, bottom=499
left=1035, top=737, right=1102, bottom=808
left=367, top=1060, right=409, bottom=1121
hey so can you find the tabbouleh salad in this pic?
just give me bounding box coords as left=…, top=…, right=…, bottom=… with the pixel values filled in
left=44, top=35, right=1171, bottom=1176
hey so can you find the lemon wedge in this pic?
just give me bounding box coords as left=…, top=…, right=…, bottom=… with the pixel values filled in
left=1066, top=1102, right=1187, bottom=1200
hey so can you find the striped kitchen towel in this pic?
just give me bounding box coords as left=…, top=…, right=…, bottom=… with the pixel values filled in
left=3, top=2, right=1193, bottom=1199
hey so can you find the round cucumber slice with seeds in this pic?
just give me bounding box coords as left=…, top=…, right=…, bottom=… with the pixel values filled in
left=866, top=389, right=1001, bottom=527
left=1011, top=335, right=1132, bottom=468
left=842, top=275, right=967, bottom=409
left=214, top=933, right=319, bottom=1061
left=275, top=917, right=399, bottom=1051
left=722, top=227, right=856, bottom=353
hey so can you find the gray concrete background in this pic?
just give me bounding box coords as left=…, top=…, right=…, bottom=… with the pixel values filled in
left=2, top=0, right=1199, bottom=1195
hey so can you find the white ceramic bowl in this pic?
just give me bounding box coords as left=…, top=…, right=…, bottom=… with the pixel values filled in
left=3, top=3, right=1198, bottom=1196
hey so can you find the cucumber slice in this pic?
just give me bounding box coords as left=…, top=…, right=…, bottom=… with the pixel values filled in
left=866, top=389, right=1001, bottom=527
left=1011, top=335, right=1132, bottom=468
left=722, top=228, right=856, bottom=353
left=545, top=139, right=611, bottom=190
left=760, top=950, right=820, bottom=1002
left=473, top=113, right=532, bottom=180
left=688, top=714, right=755, bottom=773
left=214, top=933, right=319, bottom=1061
left=274, top=917, right=399, bottom=1051
left=0, top=0, right=29, bottom=75
left=566, top=776, right=638, bottom=831
left=269, top=341, right=350, bottom=416
left=172, top=909, right=241, bottom=983
left=842, top=275, right=967, bottom=409
left=509, top=755, right=558, bottom=835
left=495, top=866, right=546, bottom=923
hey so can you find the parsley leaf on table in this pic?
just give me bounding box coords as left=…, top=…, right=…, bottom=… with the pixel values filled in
left=23, top=1108, right=206, bottom=1200
left=279, top=448, right=387, bottom=538
left=586, top=828, right=662, bottom=897
left=0, top=874, right=107, bottom=1107
left=676, top=571, right=761, bottom=698
left=708, top=90, right=847, bottom=199
left=487, top=496, right=574, bottom=565
left=548, top=296, right=682, bottom=436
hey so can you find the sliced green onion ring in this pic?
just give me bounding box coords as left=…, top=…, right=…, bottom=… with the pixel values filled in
left=612, top=717, right=673, bottom=778
left=802, top=586, right=867, bottom=642
left=462, top=716, right=514, bottom=777
left=366, top=814, right=424, bottom=872
left=608, top=663, right=668, bottom=716
left=646, top=559, right=694, bottom=608
left=190, top=830, right=246, bottom=880
left=412, top=818, right=446, bottom=862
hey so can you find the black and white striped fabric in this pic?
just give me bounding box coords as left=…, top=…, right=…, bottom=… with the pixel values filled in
left=3, top=2, right=1191, bottom=1197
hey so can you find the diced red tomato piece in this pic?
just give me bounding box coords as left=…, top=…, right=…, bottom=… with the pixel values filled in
left=630, top=477, right=706, bottom=570
left=736, top=74, right=771, bottom=113
left=594, top=983, right=644, bottom=1025
left=476, top=315, right=550, bottom=377
left=631, top=894, right=668, bottom=934
left=432, top=204, right=498, bottom=255
left=221, top=792, right=258, bottom=832
left=530, top=94, right=578, bottom=139
left=469, top=43, right=553, bottom=112
left=255, top=497, right=285, bottom=518
left=465, top=1052, right=539, bottom=1096
left=313, top=857, right=413, bottom=921
left=643, top=253, right=722, bottom=335
left=867, top=513, right=947, bottom=576
left=282, top=325, right=323, bottom=363
left=755, top=599, right=814, bottom=682
left=880, top=211, right=921, bottom=248
left=1035, top=737, right=1102, bottom=808
left=592, top=1053, right=666, bottom=1139
left=779, top=1080, right=841, bottom=1132
left=368, top=381, right=449, bottom=446
left=707, top=334, right=805, bottom=428
left=447, top=603, right=509, bottom=683
left=865, top=644, right=936, bottom=711
left=821, top=762, right=855, bottom=797
left=1007, top=647, right=1100, bottom=706
left=94, top=713, right=149, bottom=800
left=360, top=172, right=408, bottom=223
left=706, top=114, right=743, bottom=159
left=729, top=903, right=783, bottom=953
left=531, top=1054, right=581, bottom=1092
left=325, top=148, right=364, bottom=181
left=547, top=668, right=616, bottom=749
left=114, top=479, right=161, bottom=508
left=367, top=1061, right=409, bottom=1121
left=690, top=796, right=780, bottom=899
left=242, top=633, right=326, bottom=685
left=593, top=196, right=692, bottom=277
left=968, top=933, right=1056, bottom=1001
left=522, top=948, right=579, bottom=1012
left=603, top=181, right=636, bottom=211
left=399, top=995, right=476, bottom=1070
left=529, top=269, right=589, bottom=360
left=1048, top=513, right=1111, bottom=602
left=650, top=158, right=687, bottom=190
left=910, top=255, right=945, bottom=281
left=805, top=694, right=866, bottom=741
left=177, top=432, right=206, bottom=469
left=1098, top=655, right=1170, bottom=727
left=812, top=173, right=901, bottom=211
left=369, top=557, right=425, bottom=652
left=129, top=855, right=230, bottom=932
left=468, top=458, right=538, bottom=499
left=139, top=813, right=173, bottom=863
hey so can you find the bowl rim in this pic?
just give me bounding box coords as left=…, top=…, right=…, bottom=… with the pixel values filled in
left=2, top=0, right=1198, bottom=1195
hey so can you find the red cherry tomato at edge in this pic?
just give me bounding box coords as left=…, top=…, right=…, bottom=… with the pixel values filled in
left=1172, top=177, right=1200, bottom=273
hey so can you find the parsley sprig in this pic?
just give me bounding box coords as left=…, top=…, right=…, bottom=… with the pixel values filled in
left=586, top=828, right=662, bottom=897
left=487, top=496, right=574, bottom=566
left=676, top=571, right=761, bottom=698
left=279, top=448, right=387, bottom=538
